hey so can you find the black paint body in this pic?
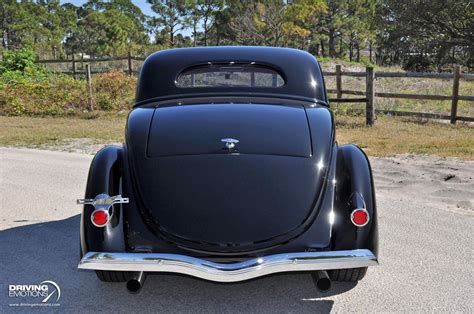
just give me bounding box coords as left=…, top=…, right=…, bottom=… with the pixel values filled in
left=80, top=47, right=378, bottom=260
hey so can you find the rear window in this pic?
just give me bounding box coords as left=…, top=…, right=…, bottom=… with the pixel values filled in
left=176, top=64, right=285, bottom=88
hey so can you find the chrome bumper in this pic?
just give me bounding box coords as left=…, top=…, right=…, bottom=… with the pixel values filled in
left=79, top=249, right=378, bottom=283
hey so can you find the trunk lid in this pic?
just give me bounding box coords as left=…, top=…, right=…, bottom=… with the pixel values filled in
left=147, top=104, right=311, bottom=157
left=129, top=104, right=332, bottom=250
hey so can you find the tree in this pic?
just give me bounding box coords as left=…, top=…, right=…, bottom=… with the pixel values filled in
left=36, top=0, right=69, bottom=58
left=207, top=4, right=233, bottom=45
left=376, top=0, right=473, bottom=70
left=315, top=0, right=346, bottom=57
left=1, top=1, right=25, bottom=49
left=148, top=0, right=191, bottom=47
left=194, top=0, right=224, bottom=46
left=226, top=0, right=290, bottom=46
left=84, top=0, right=148, bottom=46
left=283, top=0, right=327, bottom=49
left=344, top=0, right=376, bottom=62
left=1, top=0, right=472, bottom=70
left=0, top=0, right=47, bottom=51
left=64, top=1, right=148, bottom=58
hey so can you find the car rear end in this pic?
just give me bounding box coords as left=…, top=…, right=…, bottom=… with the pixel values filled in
left=77, top=47, right=378, bottom=292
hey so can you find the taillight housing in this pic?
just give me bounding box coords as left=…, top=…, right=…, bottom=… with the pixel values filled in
left=350, top=209, right=369, bottom=227
left=91, top=209, right=110, bottom=227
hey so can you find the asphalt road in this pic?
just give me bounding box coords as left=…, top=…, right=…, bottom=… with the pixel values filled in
left=0, top=147, right=472, bottom=312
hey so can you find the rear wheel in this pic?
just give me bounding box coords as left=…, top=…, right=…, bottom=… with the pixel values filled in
left=81, top=243, right=131, bottom=282
left=329, top=267, right=367, bottom=281
left=95, top=270, right=132, bottom=282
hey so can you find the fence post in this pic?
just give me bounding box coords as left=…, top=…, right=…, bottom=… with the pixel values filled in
left=365, top=66, right=375, bottom=126
left=450, top=66, right=460, bottom=124
left=127, top=51, right=132, bottom=77
left=85, top=64, right=93, bottom=111
left=336, top=64, right=342, bottom=99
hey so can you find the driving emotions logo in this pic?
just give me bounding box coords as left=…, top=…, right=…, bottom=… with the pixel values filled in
left=9, top=280, right=61, bottom=307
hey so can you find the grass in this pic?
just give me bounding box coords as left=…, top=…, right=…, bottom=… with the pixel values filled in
left=0, top=112, right=127, bottom=148
left=336, top=115, right=473, bottom=159
left=1, top=113, right=473, bottom=159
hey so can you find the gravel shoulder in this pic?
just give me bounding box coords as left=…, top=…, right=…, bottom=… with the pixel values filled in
left=0, top=147, right=472, bottom=312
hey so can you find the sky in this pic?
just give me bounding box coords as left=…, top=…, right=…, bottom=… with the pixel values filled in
left=59, top=0, right=157, bottom=17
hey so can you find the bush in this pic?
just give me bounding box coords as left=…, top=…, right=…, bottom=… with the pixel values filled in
left=317, top=56, right=331, bottom=63
left=0, top=48, right=46, bottom=80
left=0, top=50, right=136, bottom=115
left=93, top=70, right=136, bottom=111
left=0, top=73, right=88, bottom=115
left=0, top=49, right=137, bottom=115
left=0, top=48, right=82, bottom=115
left=0, top=70, right=138, bottom=116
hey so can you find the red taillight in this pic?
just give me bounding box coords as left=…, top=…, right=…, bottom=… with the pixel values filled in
left=91, top=210, right=109, bottom=227
left=351, top=209, right=369, bottom=227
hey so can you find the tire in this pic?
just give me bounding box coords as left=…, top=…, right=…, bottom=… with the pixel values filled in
left=329, top=267, right=367, bottom=282
left=82, top=242, right=131, bottom=282
left=95, top=270, right=132, bottom=282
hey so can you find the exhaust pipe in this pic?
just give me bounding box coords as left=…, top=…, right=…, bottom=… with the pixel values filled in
left=312, top=270, right=331, bottom=292
left=126, top=272, right=146, bottom=294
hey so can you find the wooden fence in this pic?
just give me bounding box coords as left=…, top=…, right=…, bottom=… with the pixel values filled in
left=35, top=53, right=145, bottom=76
left=324, top=65, right=474, bottom=125
left=36, top=57, right=474, bottom=125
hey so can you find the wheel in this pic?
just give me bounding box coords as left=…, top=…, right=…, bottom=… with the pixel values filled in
left=329, top=267, right=367, bottom=281
left=95, top=270, right=132, bottom=282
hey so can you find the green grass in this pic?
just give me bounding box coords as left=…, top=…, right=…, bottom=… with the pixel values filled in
left=1, top=113, right=473, bottom=159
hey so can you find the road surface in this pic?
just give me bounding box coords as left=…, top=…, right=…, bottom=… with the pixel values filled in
left=0, top=147, right=472, bottom=312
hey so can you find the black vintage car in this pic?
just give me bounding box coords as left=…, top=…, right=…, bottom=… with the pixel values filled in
left=78, top=46, right=378, bottom=293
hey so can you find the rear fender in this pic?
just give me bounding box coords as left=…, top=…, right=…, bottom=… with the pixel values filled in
left=332, top=144, right=378, bottom=256
left=80, top=146, right=126, bottom=256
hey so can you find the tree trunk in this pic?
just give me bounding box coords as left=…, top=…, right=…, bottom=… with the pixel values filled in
left=193, top=21, right=197, bottom=47
left=338, top=37, right=343, bottom=57
left=328, top=28, right=335, bottom=58
left=349, top=40, right=353, bottom=62
left=203, top=16, right=209, bottom=46
left=320, top=40, right=326, bottom=57
left=314, top=43, right=320, bottom=56
left=356, top=42, right=360, bottom=62
left=369, top=42, right=373, bottom=63
left=452, top=46, right=455, bottom=67
left=170, top=27, right=174, bottom=47
left=2, top=29, right=8, bottom=48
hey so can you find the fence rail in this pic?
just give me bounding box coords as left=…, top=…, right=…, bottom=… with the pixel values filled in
left=35, top=56, right=146, bottom=63
left=35, top=57, right=474, bottom=125
left=325, top=64, right=473, bottom=124
left=35, top=54, right=145, bottom=77
left=323, top=70, right=474, bottom=80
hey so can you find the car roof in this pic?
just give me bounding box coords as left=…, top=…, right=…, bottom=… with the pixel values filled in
left=135, top=46, right=327, bottom=106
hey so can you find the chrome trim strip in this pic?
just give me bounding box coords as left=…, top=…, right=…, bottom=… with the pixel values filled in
left=78, top=249, right=378, bottom=283
left=77, top=194, right=129, bottom=206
